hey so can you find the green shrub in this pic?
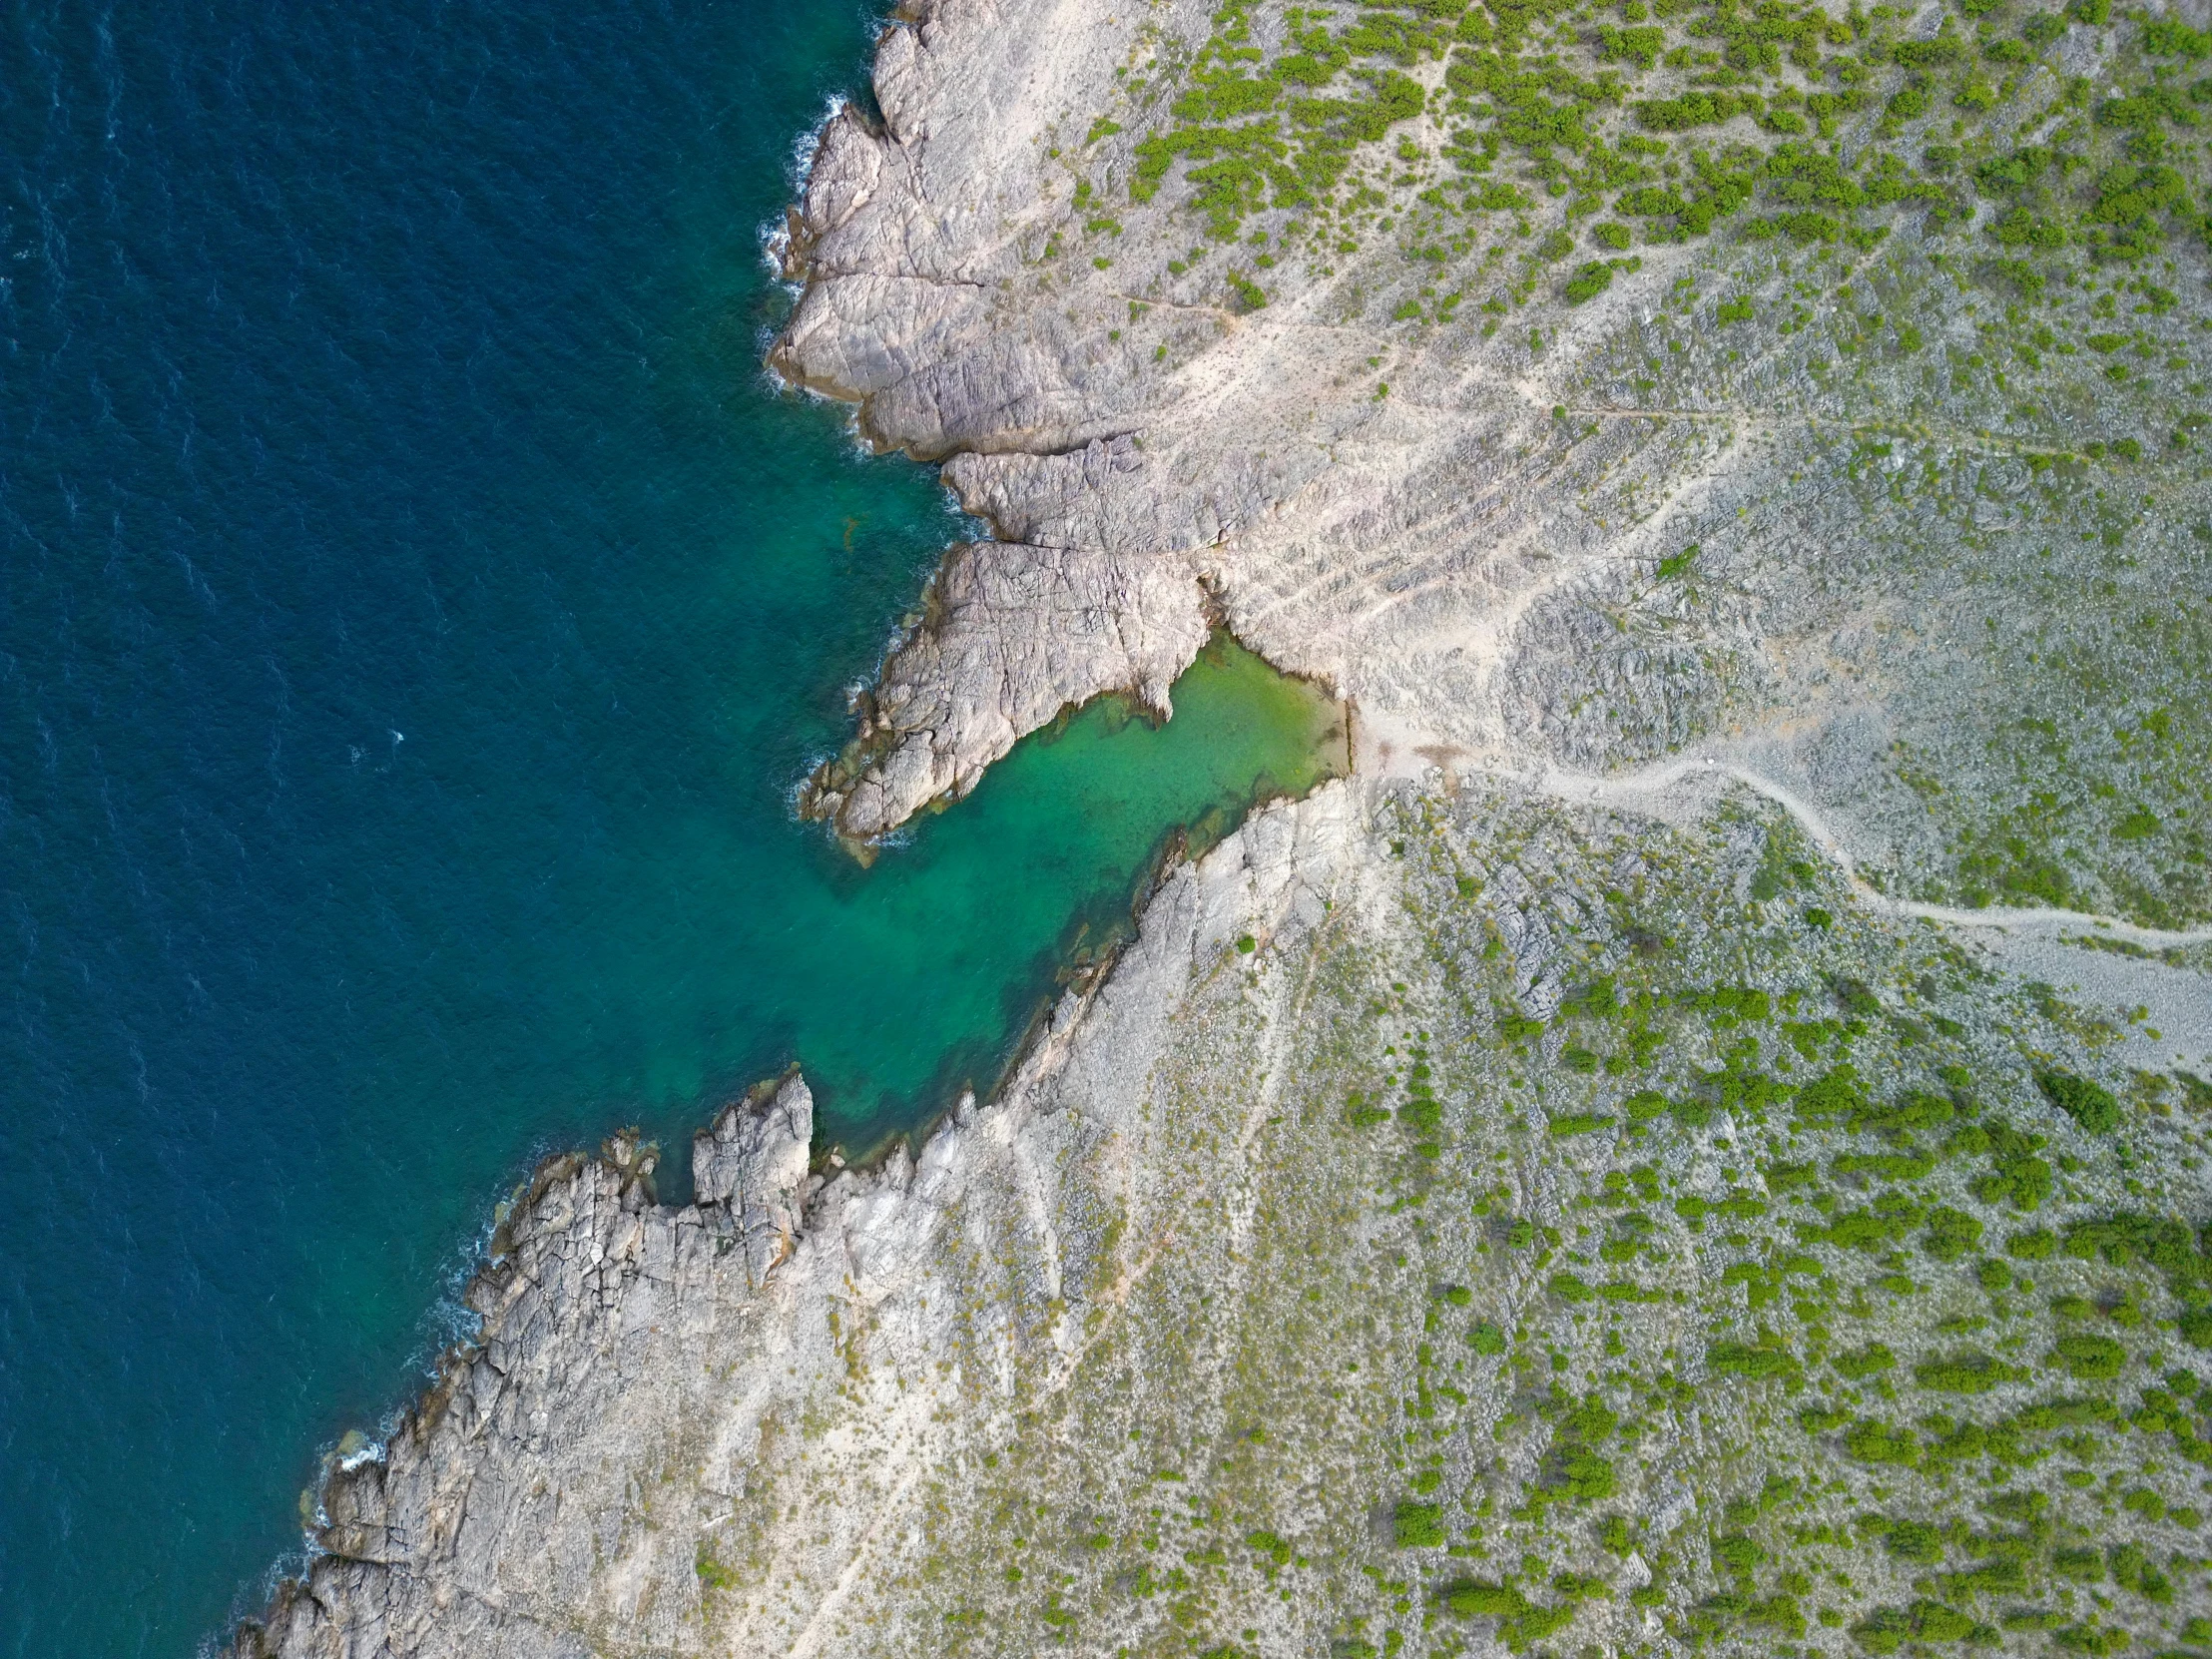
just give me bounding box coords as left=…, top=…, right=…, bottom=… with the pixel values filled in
left=1835, top=1149, right=1937, bottom=1182
left=1945, top=1123, right=1991, bottom=1158
left=1846, top=1419, right=1922, bottom=1465
left=2049, top=1334, right=2126, bottom=1381
left=695, top=1541, right=741, bottom=1591
left=1876, top=1518, right=1944, bottom=1563
left=1922, top=1206, right=1985, bottom=1261
left=1591, top=221, right=1632, bottom=250
left=2143, top=17, right=2212, bottom=54
left=1854, top=1599, right=1987, bottom=1650
left=1712, top=1532, right=1765, bottom=1575
left=1440, top=1579, right=1530, bottom=1618
left=1469, top=1320, right=1508, bottom=1355
left=1975, top=1258, right=2012, bottom=1292
left=1247, top=1528, right=1293, bottom=1565
left=1975, top=1124, right=2054, bottom=1212
left=1394, top=1500, right=1446, bottom=1547
left=1795, top=1065, right=1870, bottom=1125
left=1914, top=1353, right=2030, bottom=1392
left=2119, top=1486, right=2165, bottom=1522
left=1548, top=1111, right=1613, bottom=1137
left=1895, top=35, right=1966, bottom=67
left=2038, top=1070, right=2120, bottom=1133
left=2013, top=1395, right=2118, bottom=1429
left=1555, top=1448, right=1617, bottom=1500
left=1911, top=1601, right=1979, bottom=1642
left=1597, top=22, right=1668, bottom=65
left=1670, top=1097, right=1714, bottom=1130
left=1345, top=1085, right=1391, bottom=1128
left=1835, top=1344, right=1898, bottom=1381
left=2051, top=1547, right=2104, bottom=1580
left=1563, top=261, right=1614, bottom=302
left=1618, top=185, right=1689, bottom=217
left=2052, top=1626, right=2129, bottom=1656
left=1561, top=1396, right=1618, bottom=1441
left=1550, top=1273, right=1594, bottom=1304
left=2063, top=1212, right=2203, bottom=1275
left=1800, top=1193, right=1925, bottom=1251
left=1852, top=1606, right=1914, bottom=1653
left=2109, top=1540, right=2173, bottom=1602
left=1855, top=1088, right=1954, bottom=1138
left=2006, top=1229, right=2056, bottom=1259
left=1637, top=90, right=1754, bottom=130
left=1512, top=1603, right=1577, bottom=1643
left=1709, top=1339, right=1802, bottom=1381
left=1398, top=1090, right=1442, bottom=1136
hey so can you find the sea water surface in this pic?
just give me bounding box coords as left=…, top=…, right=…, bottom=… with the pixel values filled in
left=0, top=2, right=1339, bottom=1653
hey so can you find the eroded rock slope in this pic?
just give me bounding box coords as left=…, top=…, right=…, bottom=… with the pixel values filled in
left=233, top=780, right=2212, bottom=1658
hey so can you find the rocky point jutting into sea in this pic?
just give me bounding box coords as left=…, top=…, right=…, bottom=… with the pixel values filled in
left=231, top=0, right=2212, bottom=1651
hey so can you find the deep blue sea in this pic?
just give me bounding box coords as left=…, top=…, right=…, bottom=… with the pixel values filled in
left=0, top=3, right=1336, bottom=1653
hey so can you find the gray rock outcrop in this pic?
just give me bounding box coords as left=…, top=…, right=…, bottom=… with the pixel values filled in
left=693, top=1072, right=815, bottom=1288
left=776, top=0, right=2211, bottom=933
left=800, top=538, right=1211, bottom=836
left=228, top=779, right=2212, bottom=1659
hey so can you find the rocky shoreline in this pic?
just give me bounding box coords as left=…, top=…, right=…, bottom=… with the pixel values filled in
left=770, top=0, right=2210, bottom=928
left=225, top=786, right=1366, bottom=1658
left=226, top=0, right=2212, bottom=1649
left=227, top=772, right=2212, bottom=1659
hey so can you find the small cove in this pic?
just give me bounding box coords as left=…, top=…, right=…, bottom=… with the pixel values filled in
left=798, top=631, right=1348, bottom=1160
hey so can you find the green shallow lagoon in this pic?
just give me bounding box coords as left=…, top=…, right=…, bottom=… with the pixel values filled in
left=808, top=633, right=1348, bottom=1150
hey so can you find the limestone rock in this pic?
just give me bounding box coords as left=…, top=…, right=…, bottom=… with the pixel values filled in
left=802, top=538, right=1211, bottom=838
left=693, top=1072, right=814, bottom=1287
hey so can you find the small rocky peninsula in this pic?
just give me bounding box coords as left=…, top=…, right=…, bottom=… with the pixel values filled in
left=231, top=0, right=2212, bottom=1651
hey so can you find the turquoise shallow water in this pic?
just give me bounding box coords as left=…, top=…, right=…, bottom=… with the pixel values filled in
left=0, top=3, right=1337, bottom=1653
